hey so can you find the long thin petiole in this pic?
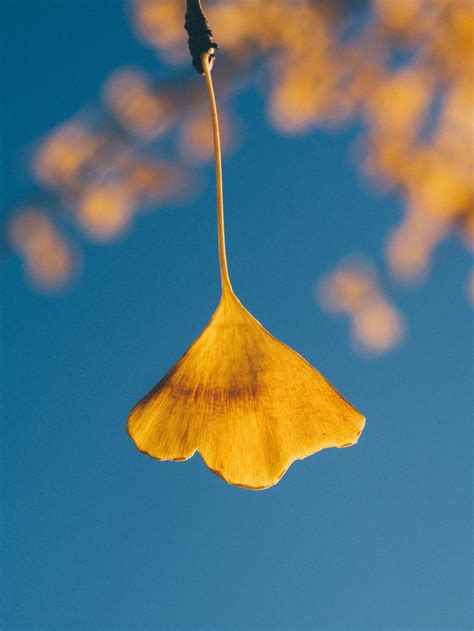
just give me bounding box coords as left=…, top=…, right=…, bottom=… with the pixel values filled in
left=201, top=51, right=233, bottom=296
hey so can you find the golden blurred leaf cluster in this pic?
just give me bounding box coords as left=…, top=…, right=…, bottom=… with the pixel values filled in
left=8, top=208, right=75, bottom=291
left=318, top=259, right=405, bottom=355
left=5, top=0, right=472, bottom=355
left=103, top=68, right=175, bottom=139
left=9, top=104, right=188, bottom=285
left=130, top=0, right=473, bottom=353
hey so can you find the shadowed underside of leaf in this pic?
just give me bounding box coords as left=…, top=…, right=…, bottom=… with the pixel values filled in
left=127, top=291, right=365, bottom=490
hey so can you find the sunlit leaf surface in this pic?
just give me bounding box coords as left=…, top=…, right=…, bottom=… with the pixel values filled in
left=128, top=288, right=365, bottom=489
left=128, top=50, right=364, bottom=489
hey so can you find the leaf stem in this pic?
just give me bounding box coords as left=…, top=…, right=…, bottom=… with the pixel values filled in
left=201, top=51, right=233, bottom=296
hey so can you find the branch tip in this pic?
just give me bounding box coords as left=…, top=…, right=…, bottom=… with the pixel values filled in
left=184, top=0, right=218, bottom=74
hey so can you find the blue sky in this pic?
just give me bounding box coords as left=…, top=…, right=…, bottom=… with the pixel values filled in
left=1, top=2, right=472, bottom=630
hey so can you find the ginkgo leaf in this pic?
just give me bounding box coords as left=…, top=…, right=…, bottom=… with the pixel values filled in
left=128, top=288, right=365, bottom=489
left=127, top=45, right=365, bottom=490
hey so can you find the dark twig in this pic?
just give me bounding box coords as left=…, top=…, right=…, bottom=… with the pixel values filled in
left=184, top=0, right=218, bottom=74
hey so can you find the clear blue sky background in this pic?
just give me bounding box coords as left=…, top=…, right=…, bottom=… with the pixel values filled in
left=1, top=3, right=472, bottom=630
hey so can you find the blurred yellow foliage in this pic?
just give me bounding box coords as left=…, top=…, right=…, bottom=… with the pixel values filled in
left=125, top=159, right=187, bottom=204
left=77, top=183, right=135, bottom=241
left=7, top=0, right=473, bottom=355
left=8, top=208, right=74, bottom=290
left=318, top=260, right=405, bottom=355
left=103, top=68, right=173, bottom=139
left=131, top=0, right=473, bottom=290
left=132, top=0, right=188, bottom=63
left=34, top=124, right=102, bottom=189
left=352, top=300, right=405, bottom=355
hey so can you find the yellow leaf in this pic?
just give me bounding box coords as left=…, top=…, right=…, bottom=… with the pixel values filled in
left=128, top=288, right=365, bottom=489
left=127, top=50, right=365, bottom=489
